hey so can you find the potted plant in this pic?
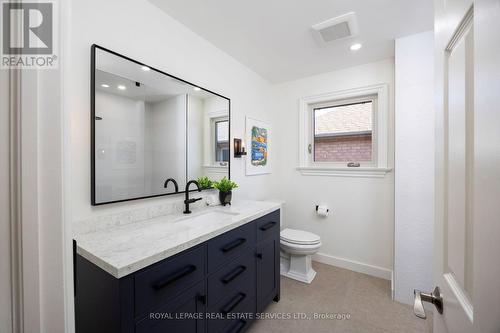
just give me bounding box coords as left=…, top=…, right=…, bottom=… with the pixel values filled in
left=197, top=176, right=213, bottom=190
left=213, top=177, right=238, bottom=206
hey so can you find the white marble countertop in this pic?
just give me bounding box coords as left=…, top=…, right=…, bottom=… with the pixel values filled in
left=74, top=200, right=282, bottom=278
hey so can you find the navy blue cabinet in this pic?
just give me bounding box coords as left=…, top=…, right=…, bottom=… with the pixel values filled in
left=256, top=237, right=280, bottom=313
left=75, top=209, right=280, bottom=333
left=255, top=209, right=280, bottom=312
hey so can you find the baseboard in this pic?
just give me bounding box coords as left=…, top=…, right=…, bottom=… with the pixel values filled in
left=312, top=252, right=392, bottom=281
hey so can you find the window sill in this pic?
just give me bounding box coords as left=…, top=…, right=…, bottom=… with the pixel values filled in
left=296, top=166, right=392, bottom=178
left=203, top=165, right=228, bottom=173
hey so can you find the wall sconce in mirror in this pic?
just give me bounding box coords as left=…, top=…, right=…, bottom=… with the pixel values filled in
left=234, top=138, right=247, bottom=158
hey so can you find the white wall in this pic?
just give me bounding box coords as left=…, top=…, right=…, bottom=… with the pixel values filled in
left=271, top=59, right=395, bottom=279
left=68, top=0, right=275, bottom=224
left=394, top=31, right=435, bottom=305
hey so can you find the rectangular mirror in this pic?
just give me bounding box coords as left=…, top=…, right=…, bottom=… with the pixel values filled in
left=91, top=45, right=230, bottom=205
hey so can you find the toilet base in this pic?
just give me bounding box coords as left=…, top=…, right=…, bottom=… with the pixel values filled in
left=280, top=252, right=317, bottom=284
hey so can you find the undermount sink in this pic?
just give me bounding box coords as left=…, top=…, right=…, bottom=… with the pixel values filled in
left=175, top=209, right=239, bottom=225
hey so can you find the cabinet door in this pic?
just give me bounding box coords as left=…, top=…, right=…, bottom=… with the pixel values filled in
left=136, top=280, right=206, bottom=333
left=256, top=236, right=280, bottom=313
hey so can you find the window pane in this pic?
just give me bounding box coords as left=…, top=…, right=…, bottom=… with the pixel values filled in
left=314, top=101, right=373, bottom=162
left=216, top=121, right=228, bottom=142
left=215, top=120, right=229, bottom=162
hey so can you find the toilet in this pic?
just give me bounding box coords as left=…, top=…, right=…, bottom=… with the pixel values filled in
left=280, top=228, right=321, bottom=284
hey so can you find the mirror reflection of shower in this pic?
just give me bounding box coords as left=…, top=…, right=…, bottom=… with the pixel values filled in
left=93, top=46, right=230, bottom=204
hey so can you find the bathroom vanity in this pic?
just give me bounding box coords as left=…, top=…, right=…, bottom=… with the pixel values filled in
left=74, top=201, right=281, bottom=333
left=78, top=45, right=280, bottom=332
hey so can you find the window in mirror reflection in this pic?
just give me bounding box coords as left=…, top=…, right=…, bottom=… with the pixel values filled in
left=215, top=120, right=229, bottom=164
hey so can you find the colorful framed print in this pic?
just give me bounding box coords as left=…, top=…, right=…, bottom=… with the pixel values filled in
left=245, top=116, right=270, bottom=175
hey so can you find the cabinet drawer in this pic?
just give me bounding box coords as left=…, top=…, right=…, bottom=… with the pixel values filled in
left=256, top=210, right=280, bottom=242
left=135, top=280, right=206, bottom=333
left=135, top=245, right=206, bottom=317
left=207, top=223, right=255, bottom=273
left=208, top=291, right=255, bottom=333
left=208, top=251, right=255, bottom=306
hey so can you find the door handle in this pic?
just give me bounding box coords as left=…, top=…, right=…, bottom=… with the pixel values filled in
left=413, top=286, right=443, bottom=319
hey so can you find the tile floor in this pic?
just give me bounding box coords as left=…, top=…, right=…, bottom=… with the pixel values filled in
left=247, top=262, right=432, bottom=333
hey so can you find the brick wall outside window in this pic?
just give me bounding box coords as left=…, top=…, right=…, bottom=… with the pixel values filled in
left=314, top=134, right=372, bottom=162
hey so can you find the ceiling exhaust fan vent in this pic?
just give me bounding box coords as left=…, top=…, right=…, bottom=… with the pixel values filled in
left=312, top=12, right=359, bottom=44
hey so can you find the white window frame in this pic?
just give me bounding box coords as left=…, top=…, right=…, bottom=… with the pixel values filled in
left=202, top=108, right=229, bottom=173
left=311, top=95, right=378, bottom=168
left=212, top=116, right=229, bottom=166
left=298, top=84, right=392, bottom=178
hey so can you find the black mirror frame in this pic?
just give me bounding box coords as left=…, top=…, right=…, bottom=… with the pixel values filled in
left=90, top=44, right=231, bottom=206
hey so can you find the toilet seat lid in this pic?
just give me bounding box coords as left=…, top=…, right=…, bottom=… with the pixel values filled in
left=280, top=228, right=321, bottom=245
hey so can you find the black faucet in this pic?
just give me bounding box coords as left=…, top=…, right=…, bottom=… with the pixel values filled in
left=164, top=178, right=179, bottom=193
left=184, top=180, right=202, bottom=214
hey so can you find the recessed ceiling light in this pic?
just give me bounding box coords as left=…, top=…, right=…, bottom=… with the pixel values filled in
left=117, top=85, right=127, bottom=90
left=350, top=43, right=362, bottom=51
left=193, top=87, right=201, bottom=91
left=141, top=66, right=151, bottom=72
left=101, top=84, right=110, bottom=88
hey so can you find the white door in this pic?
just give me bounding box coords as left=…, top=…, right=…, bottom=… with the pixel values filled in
left=433, top=0, right=500, bottom=332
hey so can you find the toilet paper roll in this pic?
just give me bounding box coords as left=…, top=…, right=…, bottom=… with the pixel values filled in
left=316, top=205, right=329, bottom=217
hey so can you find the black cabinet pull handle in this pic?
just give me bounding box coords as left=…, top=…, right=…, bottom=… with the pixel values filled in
left=259, top=221, right=277, bottom=231
left=153, top=265, right=196, bottom=290
left=221, top=293, right=246, bottom=314
left=221, top=238, right=246, bottom=253
left=226, top=319, right=247, bottom=333
left=197, top=294, right=207, bottom=305
left=221, top=266, right=247, bottom=284
left=256, top=253, right=263, bottom=259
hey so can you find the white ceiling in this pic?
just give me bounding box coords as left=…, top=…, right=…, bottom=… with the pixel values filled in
left=148, top=0, right=433, bottom=83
